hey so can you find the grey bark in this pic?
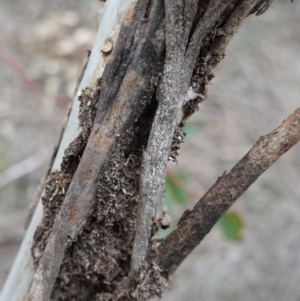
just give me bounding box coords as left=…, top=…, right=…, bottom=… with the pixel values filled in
left=131, top=0, right=272, bottom=275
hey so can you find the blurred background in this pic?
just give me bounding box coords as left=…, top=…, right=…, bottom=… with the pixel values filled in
left=0, top=0, right=300, bottom=300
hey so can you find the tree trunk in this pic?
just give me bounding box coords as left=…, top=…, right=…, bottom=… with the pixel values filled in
left=4, top=0, right=300, bottom=301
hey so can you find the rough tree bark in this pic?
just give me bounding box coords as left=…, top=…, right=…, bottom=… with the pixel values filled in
left=2, top=0, right=299, bottom=301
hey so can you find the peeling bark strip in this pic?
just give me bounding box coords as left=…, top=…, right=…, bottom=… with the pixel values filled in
left=31, top=83, right=101, bottom=266
left=155, top=108, right=300, bottom=276
left=52, top=101, right=158, bottom=301
left=27, top=0, right=166, bottom=300
left=131, top=0, right=274, bottom=275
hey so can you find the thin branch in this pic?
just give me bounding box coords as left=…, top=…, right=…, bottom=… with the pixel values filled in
left=155, top=107, right=300, bottom=275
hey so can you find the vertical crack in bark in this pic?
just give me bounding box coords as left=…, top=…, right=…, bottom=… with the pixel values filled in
left=185, top=0, right=210, bottom=53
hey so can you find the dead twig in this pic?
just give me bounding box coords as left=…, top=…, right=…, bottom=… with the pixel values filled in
left=155, top=107, right=300, bottom=276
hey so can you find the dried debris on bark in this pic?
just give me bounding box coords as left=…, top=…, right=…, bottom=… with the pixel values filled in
left=28, top=0, right=279, bottom=300
left=32, top=80, right=101, bottom=266
left=50, top=100, right=158, bottom=300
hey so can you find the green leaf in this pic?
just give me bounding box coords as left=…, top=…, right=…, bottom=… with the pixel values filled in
left=218, top=211, right=244, bottom=242
left=165, top=172, right=189, bottom=205
left=163, top=188, right=173, bottom=214
left=183, top=120, right=207, bottom=142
